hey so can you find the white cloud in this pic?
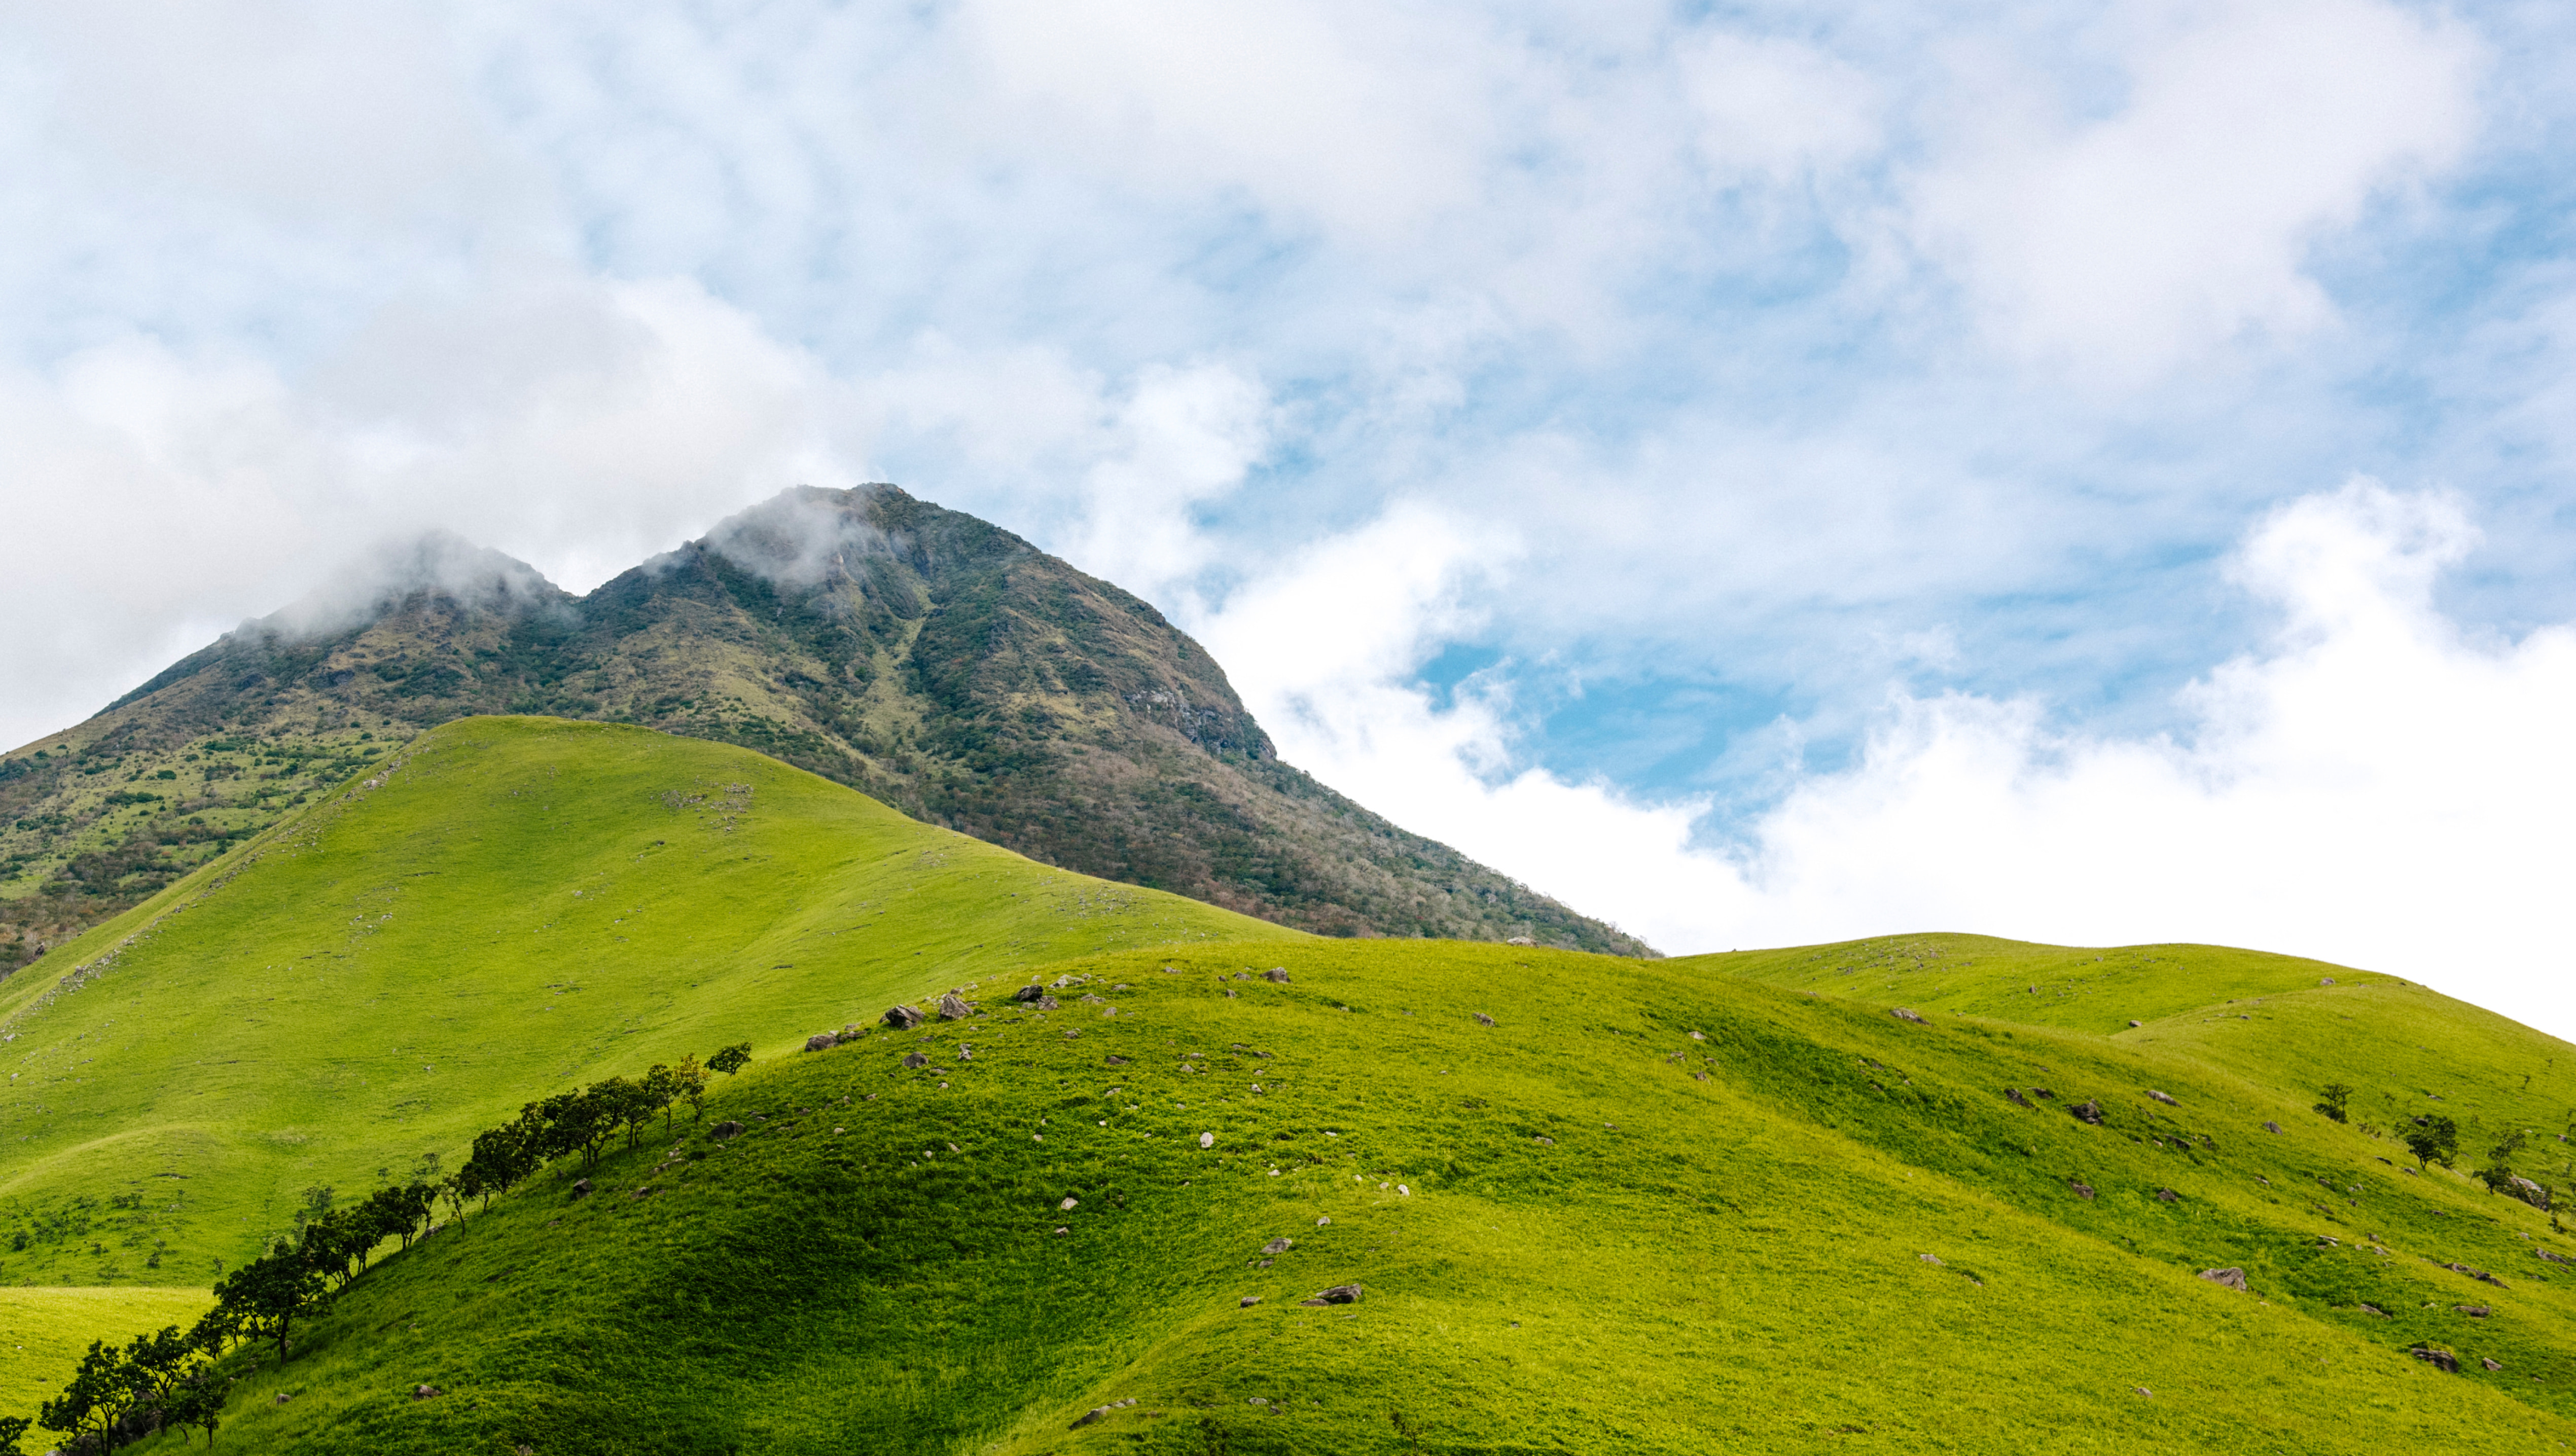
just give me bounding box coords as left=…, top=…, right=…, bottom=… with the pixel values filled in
left=1222, top=483, right=2576, bottom=1037
left=1908, top=0, right=2484, bottom=377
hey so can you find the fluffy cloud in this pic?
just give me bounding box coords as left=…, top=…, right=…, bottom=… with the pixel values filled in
left=1218, top=483, right=2576, bottom=1036
left=1906, top=0, right=2485, bottom=377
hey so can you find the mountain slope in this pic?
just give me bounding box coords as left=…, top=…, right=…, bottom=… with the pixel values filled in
left=0, top=486, right=1647, bottom=972
left=0, top=715, right=1293, bottom=1287
left=92, top=933, right=2576, bottom=1454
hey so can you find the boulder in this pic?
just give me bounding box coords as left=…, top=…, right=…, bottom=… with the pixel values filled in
left=1263, top=1237, right=1293, bottom=1254
left=413, top=1385, right=442, bottom=1400
left=804, top=1033, right=838, bottom=1053
left=711, top=1121, right=745, bottom=1140
left=2484, top=1357, right=2504, bottom=1371
left=1071, top=1407, right=1111, bottom=1428
left=1298, top=1284, right=1365, bottom=1306
left=2003, top=1087, right=2032, bottom=1107
left=2128, top=1020, right=2142, bottom=1028
left=2069, top=1100, right=2104, bottom=1125
left=2069, top=1180, right=2096, bottom=1200
left=2155, top=1188, right=2179, bottom=1203
left=956, top=1046, right=974, bottom=1061
left=883, top=1004, right=925, bottom=1030
left=571, top=1178, right=593, bottom=1198
left=1890, top=1007, right=1928, bottom=1025
left=1061, top=1196, right=1079, bottom=1211
left=1013, top=984, right=1047, bottom=1003
left=2320, top=977, right=2336, bottom=986
left=2263, top=1120, right=2282, bottom=1134
left=2509, top=1175, right=2552, bottom=1210
left=1036, top=996, right=1061, bottom=1011
left=1919, top=1253, right=1944, bottom=1266
left=1199, top=1132, right=1215, bottom=1149
left=902, top=1052, right=929, bottom=1069
left=1240, top=1296, right=1262, bottom=1308
left=2146, top=1090, right=2178, bottom=1106
left=1265, top=967, right=1291, bottom=982
left=2411, top=1345, right=2460, bottom=1373
left=937, top=993, right=975, bottom=1021
left=2198, top=1267, right=2248, bottom=1291
left=2455, top=1304, right=2491, bottom=1318
left=1473, top=1012, right=1496, bottom=1027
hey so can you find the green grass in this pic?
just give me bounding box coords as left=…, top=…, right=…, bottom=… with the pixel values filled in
left=18, top=724, right=2576, bottom=1451
left=0, top=716, right=1291, bottom=1290
left=0, top=1285, right=210, bottom=1430
left=99, top=935, right=2576, bottom=1453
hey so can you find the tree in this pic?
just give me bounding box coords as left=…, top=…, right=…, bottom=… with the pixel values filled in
left=0, top=1413, right=28, bottom=1455
left=38, top=1338, right=133, bottom=1451
left=672, top=1053, right=710, bottom=1124
left=2405, top=1115, right=2459, bottom=1170
left=164, top=1366, right=232, bottom=1447
left=213, top=1245, right=330, bottom=1365
left=708, top=1042, right=752, bottom=1076
left=2313, top=1083, right=2353, bottom=1123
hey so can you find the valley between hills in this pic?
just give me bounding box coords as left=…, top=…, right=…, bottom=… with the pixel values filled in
left=1, top=490, right=2572, bottom=1452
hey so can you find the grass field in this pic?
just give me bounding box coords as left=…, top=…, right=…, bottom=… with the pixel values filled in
left=13, top=718, right=2576, bottom=1451
left=0, top=716, right=1291, bottom=1290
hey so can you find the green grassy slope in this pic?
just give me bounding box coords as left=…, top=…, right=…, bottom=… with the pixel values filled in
left=0, top=1286, right=211, bottom=1430
left=110, top=934, right=2576, bottom=1454
left=0, top=716, right=1293, bottom=1288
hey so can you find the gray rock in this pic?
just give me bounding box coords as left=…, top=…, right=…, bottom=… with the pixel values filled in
left=413, top=1385, right=442, bottom=1400
left=2411, top=1345, right=2459, bottom=1372
left=2483, top=1357, right=2503, bottom=1371
left=1918, top=1252, right=1944, bottom=1265
left=1263, top=1237, right=1293, bottom=1254
left=1266, top=967, right=1291, bottom=982
left=1240, top=1296, right=1262, bottom=1307
left=711, top=1121, right=745, bottom=1140
left=1037, top=996, right=1061, bottom=1011
left=1891, top=1007, right=1928, bottom=1024
left=1298, top=1284, right=1364, bottom=1306
left=2155, top=1188, right=2179, bottom=1203
left=2069, top=1100, right=2104, bottom=1124
left=2445, top=1262, right=2507, bottom=1287
left=956, top=1045, right=973, bottom=1061
left=2069, top=1179, right=2096, bottom=1200
left=902, top=1052, right=929, bottom=1069
left=1473, top=1012, right=1496, bottom=1027
left=1013, top=984, right=1047, bottom=1002
left=2320, top=977, right=2335, bottom=986
left=1071, top=1406, right=1111, bottom=1428
left=2127, top=1020, right=2142, bottom=1028
left=1199, top=1132, right=1215, bottom=1149
left=2199, top=1267, right=2248, bottom=1291
left=937, top=993, right=975, bottom=1021
left=1506, top=936, right=1536, bottom=946
left=2455, top=1304, right=2491, bottom=1317
left=2263, top=1120, right=2281, bottom=1134
left=2359, top=1303, right=2388, bottom=1317
left=1105, top=1055, right=1131, bottom=1065
left=2146, top=1089, right=2177, bottom=1105
left=883, top=1004, right=925, bottom=1030
left=2509, top=1175, right=2552, bottom=1210
left=804, top=1033, right=838, bottom=1053
left=2003, top=1087, right=2032, bottom=1107
left=571, top=1178, right=593, bottom=1197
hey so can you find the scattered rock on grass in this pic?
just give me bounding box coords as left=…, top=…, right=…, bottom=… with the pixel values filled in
left=413, top=1385, right=442, bottom=1400
left=1919, top=1253, right=1944, bottom=1266
left=2359, top=1304, right=2388, bottom=1317
left=902, top=1053, right=928, bottom=1069
left=1266, top=967, right=1290, bottom=982
left=2146, top=1090, right=2177, bottom=1106
left=2128, top=1021, right=2142, bottom=1028
left=571, top=1179, right=593, bottom=1197
left=2069, top=1180, right=2096, bottom=1200
left=1507, top=936, right=1535, bottom=946
left=2263, top=1120, right=2282, bottom=1134
left=1264, top=1237, right=1293, bottom=1254
left=2445, top=1262, right=2507, bottom=1287
left=883, top=1005, right=924, bottom=1030
left=1891, top=1007, right=1928, bottom=1025
left=2412, top=1345, right=2460, bottom=1372
left=2156, top=1188, right=2179, bottom=1203
left=2456, top=1305, right=2492, bottom=1318
left=1240, top=1296, right=1262, bottom=1308
left=711, top=1121, right=744, bottom=1140
left=1473, top=1012, right=1496, bottom=1027
left=804, top=1033, right=837, bottom=1052
left=937, top=993, right=975, bottom=1021
left=2199, top=1267, right=2248, bottom=1291
left=1013, top=985, right=1047, bottom=1003
left=2004, top=1088, right=2032, bottom=1107
left=1199, top=1132, right=1215, bottom=1149
left=1072, top=1406, right=1110, bottom=1428
left=2484, top=1357, right=2504, bottom=1371
left=2070, top=1101, right=2104, bottom=1125
left=1298, top=1284, right=1364, bottom=1306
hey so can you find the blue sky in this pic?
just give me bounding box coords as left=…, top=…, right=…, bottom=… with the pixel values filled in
left=4, top=1, right=2574, bottom=1027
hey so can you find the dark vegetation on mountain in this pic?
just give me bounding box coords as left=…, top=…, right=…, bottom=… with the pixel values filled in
left=0, top=486, right=1644, bottom=975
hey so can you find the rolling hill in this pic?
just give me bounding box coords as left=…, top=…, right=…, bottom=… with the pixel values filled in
left=8, top=719, right=2576, bottom=1450
left=0, top=485, right=1647, bottom=977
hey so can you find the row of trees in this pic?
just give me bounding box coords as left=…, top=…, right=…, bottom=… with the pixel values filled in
left=20, top=1041, right=755, bottom=1453
left=2317, top=1082, right=2556, bottom=1212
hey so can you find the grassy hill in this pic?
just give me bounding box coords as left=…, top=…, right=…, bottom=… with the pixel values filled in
left=0, top=715, right=1292, bottom=1293
left=103, top=937, right=2576, bottom=1453
left=14, top=726, right=2576, bottom=1450
left=1, top=486, right=1648, bottom=972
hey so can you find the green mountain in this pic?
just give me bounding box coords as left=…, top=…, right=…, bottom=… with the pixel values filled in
left=0, top=486, right=1647, bottom=979
left=9, top=718, right=2576, bottom=1451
